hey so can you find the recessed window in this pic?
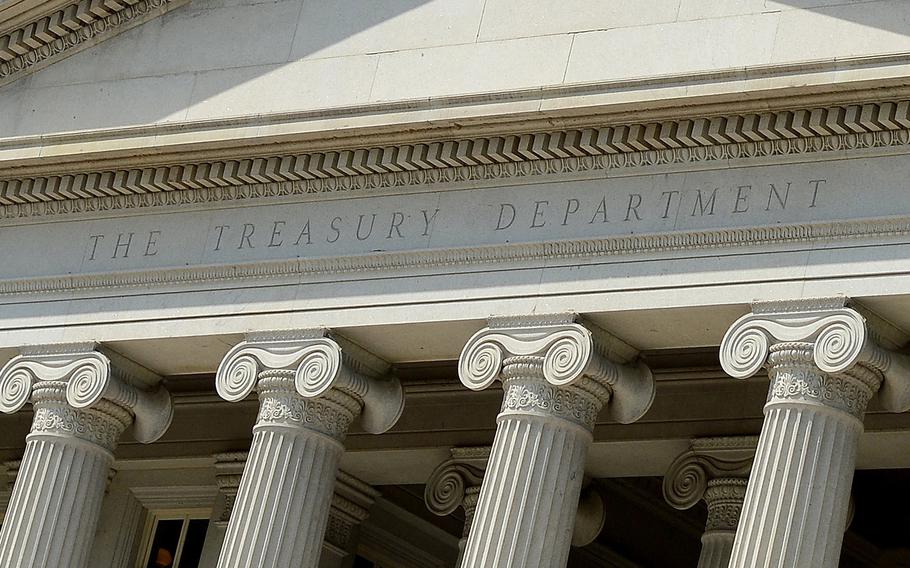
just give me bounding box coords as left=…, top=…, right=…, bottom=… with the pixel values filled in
left=137, top=509, right=210, bottom=568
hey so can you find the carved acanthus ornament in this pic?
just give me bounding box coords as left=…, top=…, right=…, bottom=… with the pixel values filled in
left=720, top=298, right=910, bottom=419
left=215, top=330, right=404, bottom=439
left=663, top=437, right=757, bottom=533
left=0, top=344, right=173, bottom=450
left=459, top=315, right=654, bottom=428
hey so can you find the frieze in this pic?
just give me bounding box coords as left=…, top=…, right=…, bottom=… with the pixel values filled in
left=1, top=216, right=909, bottom=301
left=4, top=147, right=910, bottom=297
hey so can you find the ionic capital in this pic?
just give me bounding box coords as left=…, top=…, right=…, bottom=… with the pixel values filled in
left=720, top=298, right=910, bottom=414
left=663, top=436, right=756, bottom=513
left=213, top=452, right=247, bottom=528
left=458, top=314, right=654, bottom=425
left=216, top=330, right=404, bottom=435
left=325, top=471, right=381, bottom=551
left=0, top=344, right=173, bottom=450
left=424, top=447, right=487, bottom=520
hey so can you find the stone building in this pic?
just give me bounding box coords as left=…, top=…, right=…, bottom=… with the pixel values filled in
left=1, top=1, right=910, bottom=567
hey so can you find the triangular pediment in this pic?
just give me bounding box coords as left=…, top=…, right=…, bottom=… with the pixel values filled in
left=0, top=0, right=188, bottom=88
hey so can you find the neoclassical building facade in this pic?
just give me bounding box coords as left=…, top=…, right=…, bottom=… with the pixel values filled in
left=1, top=1, right=910, bottom=567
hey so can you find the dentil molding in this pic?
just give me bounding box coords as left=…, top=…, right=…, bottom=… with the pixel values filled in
left=4, top=100, right=910, bottom=220
left=0, top=0, right=188, bottom=87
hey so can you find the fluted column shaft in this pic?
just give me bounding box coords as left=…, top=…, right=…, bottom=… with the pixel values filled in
left=719, top=300, right=910, bottom=567
left=697, top=480, right=746, bottom=568
left=729, top=345, right=873, bottom=567
left=215, top=332, right=403, bottom=568
left=458, top=317, right=653, bottom=568
left=0, top=347, right=171, bottom=568
left=426, top=444, right=606, bottom=568
left=663, top=436, right=754, bottom=568
left=424, top=447, right=487, bottom=566
left=217, top=371, right=351, bottom=568
left=0, top=382, right=128, bottom=568
left=461, top=365, right=594, bottom=568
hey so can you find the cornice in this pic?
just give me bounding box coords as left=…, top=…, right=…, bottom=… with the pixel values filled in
left=3, top=99, right=910, bottom=221
left=5, top=52, right=910, bottom=169
left=0, top=0, right=188, bottom=87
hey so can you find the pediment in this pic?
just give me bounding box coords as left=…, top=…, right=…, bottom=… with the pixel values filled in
left=0, top=0, right=186, bottom=87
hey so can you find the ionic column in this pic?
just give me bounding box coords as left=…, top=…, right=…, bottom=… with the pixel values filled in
left=424, top=447, right=491, bottom=565
left=211, top=451, right=379, bottom=568
left=215, top=331, right=403, bottom=568
left=720, top=298, right=910, bottom=567
left=0, top=344, right=173, bottom=568
left=212, top=452, right=247, bottom=530
left=0, top=460, right=19, bottom=524
left=321, top=471, right=381, bottom=568
left=663, top=437, right=756, bottom=568
left=425, top=446, right=607, bottom=567
left=457, top=315, right=654, bottom=568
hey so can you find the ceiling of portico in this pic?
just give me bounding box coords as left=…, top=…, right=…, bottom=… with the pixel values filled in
left=97, top=308, right=750, bottom=376
left=18, top=290, right=901, bottom=378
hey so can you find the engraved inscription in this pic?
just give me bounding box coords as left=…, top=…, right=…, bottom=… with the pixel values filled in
left=6, top=154, right=897, bottom=283
left=80, top=178, right=825, bottom=265
left=492, top=179, right=824, bottom=231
